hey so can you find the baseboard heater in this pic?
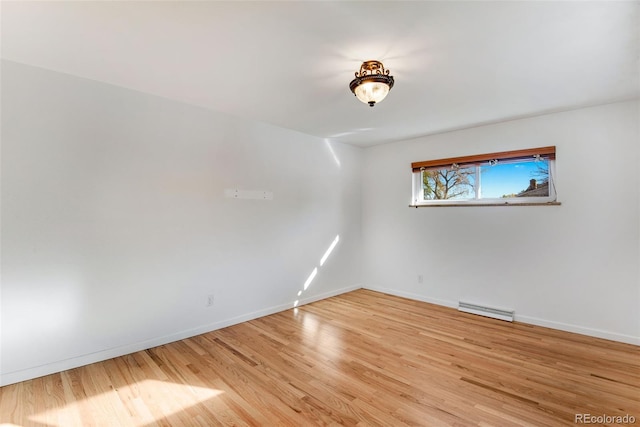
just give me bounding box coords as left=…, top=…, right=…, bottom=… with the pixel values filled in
left=458, top=301, right=515, bottom=322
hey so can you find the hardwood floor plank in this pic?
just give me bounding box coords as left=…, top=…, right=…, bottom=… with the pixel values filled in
left=1, top=289, right=638, bottom=426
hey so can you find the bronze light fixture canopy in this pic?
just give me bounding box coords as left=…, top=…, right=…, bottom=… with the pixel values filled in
left=349, top=60, right=394, bottom=107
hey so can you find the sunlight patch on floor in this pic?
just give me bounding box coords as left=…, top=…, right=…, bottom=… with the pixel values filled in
left=27, top=379, right=224, bottom=426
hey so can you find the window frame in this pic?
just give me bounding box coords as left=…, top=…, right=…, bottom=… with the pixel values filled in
left=410, top=146, right=559, bottom=207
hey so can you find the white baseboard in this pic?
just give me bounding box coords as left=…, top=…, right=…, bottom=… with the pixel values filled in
left=0, top=284, right=361, bottom=387
left=362, top=285, right=640, bottom=346
left=362, top=285, right=458, bottom=309
left=515, top=315, right=640, bottom=346
left=5, top=284, right=636, bottom=386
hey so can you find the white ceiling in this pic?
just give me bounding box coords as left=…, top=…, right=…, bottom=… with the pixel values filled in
left=2, top=1, right=638, bottom=147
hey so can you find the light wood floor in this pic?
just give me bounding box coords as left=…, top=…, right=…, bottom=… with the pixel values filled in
left=1, top=289, right=639, bottom=426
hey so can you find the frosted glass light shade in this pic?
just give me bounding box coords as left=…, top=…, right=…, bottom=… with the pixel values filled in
left=354, top=81, right=390, bottom=106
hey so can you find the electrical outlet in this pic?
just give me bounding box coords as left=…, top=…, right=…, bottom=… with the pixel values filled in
left=417, top=274, right=424, bottom=284
left=206, top=294, right=215, bottom=307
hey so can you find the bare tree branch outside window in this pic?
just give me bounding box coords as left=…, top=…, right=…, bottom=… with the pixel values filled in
left=423, top=167, right=475, bottom=200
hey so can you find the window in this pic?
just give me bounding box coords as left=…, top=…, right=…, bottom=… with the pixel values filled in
left=411, top=146, right=558, bottom=206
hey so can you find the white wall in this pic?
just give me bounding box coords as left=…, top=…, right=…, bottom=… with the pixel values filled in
left=362, top=100, right=640, bottom=345
left=1, top=60, right=363, bottom=385
left=2, top=60, right=638, bottom=387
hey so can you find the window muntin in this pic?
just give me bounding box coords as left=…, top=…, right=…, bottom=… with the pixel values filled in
left=412, top=147, right=557, bottom=206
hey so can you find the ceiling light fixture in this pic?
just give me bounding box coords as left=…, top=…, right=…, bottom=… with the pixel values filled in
left=349, top=60, right=394, bottom=107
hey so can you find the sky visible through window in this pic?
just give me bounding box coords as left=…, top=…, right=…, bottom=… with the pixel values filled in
left=421, top=159, right=549, bottom=201
left=481, top=160, right=546, bottom=198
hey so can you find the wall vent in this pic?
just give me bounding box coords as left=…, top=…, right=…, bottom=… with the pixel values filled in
left=458, top=301, right=514, bottom=322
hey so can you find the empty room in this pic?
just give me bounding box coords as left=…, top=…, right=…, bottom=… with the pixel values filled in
left=1, top=1, right=639, bottom=426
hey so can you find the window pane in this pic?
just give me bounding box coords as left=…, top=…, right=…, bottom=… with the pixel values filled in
left=422, top=167, right=476, bottom=200
left=480, top=159, right=549, bottom=199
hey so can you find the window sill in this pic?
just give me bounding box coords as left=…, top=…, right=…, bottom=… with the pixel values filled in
left=409, top=201, right=561, bottom=208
